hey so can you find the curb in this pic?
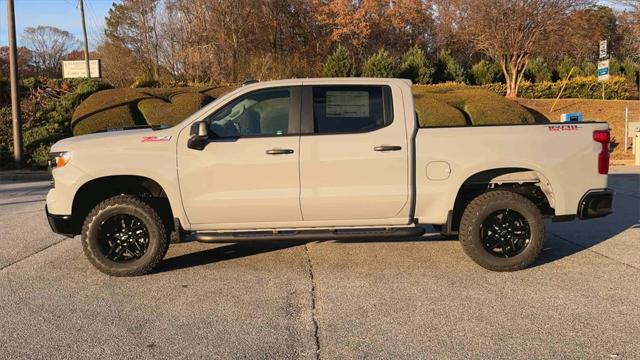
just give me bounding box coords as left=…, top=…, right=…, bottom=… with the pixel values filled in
left=0, top=171, right=52, bottom=182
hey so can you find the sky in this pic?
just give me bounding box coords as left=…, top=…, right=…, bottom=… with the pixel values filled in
left=0, top=0, right=117, bottom=50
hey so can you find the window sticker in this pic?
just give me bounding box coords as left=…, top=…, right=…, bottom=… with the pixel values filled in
left=326, top=91, right=370, bottom=118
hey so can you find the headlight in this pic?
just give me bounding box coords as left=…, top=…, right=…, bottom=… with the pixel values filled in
left=48, top=151, right=71, bottom=169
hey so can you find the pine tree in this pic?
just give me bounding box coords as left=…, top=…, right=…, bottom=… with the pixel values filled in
left=397, top=45, right=432, bottom=84
left=362, top=49, right=393, bottom=78
left=321, top=45, right=355, bottom=77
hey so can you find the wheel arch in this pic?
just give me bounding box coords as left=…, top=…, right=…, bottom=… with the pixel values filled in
left=443, top=167, right=557, bottom=233
left=70, top=175, right=180, bottom=236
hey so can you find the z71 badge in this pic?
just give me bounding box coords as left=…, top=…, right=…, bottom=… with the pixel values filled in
left=547, top=124, right=581, bottom=132
left=141, top=136, right=172, bottom=142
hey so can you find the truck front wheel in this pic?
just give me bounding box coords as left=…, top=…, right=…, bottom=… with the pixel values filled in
left=459, top=190, right=544, bottom=272
left=81, top=195, right=169, bottom=276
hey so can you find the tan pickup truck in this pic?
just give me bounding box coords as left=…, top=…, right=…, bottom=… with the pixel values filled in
left=46, top=78, right=613, bottom=276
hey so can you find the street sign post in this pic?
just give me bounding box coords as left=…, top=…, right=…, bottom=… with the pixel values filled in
left=599, top=40, right=607, bottom=59
left=597, top=59, right=610, bottom=82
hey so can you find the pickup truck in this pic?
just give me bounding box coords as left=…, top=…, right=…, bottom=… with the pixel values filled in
left=46, top=78, right=614, bottom=276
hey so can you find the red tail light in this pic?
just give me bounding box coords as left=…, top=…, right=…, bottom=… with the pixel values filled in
left=593, top=130, right=610, bottom=175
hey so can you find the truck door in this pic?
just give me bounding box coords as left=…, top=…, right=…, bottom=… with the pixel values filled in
left=177, top=86, right=303, bottom=228
left=299, top=84, right=410, bottom=224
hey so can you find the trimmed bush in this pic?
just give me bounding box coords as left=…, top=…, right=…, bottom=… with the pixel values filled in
left=71, top=86, right=236, bottom=135
left=362, top=49, right=394, bottom=78
left=322, top=45, right=355, bottom=77
left=485, top=76, right=632, bottom=99
left=397, top=45, right=431, bottom=84
left=413, top=84, right=534, bottom=127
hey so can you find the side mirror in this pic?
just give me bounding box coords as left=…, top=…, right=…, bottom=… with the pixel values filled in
left=187, top=121, right=209, bottom=150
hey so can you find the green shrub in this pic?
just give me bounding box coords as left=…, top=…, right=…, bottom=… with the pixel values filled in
left=362, top=48, right=394, bottom=78
left=433, top=50, right=466, bottom=84
left=413, top=84, right=534, bottom=126
left=622, top=58, right=639, bottom=84
left=0, top=77, right=111, bottom=169
left=322, top=45, right=355, bottom=77
left=578, top=62, right=597, bottom=77
left=138, top=92, right=213, bottom=126
left=471, top=60, right=501, bottom=85
left=71, top=86, right=236, bottom=135
left=525, top=58, right=552, bottom=83
left=397, top=45, right=431, bottom=84
left=556, top=56, right=576, bottom=80
left=609, top=57, right=621, bottom=76
left=485, top=76, right=631, bottom=99
left=130, top=78, right=161, bottom=88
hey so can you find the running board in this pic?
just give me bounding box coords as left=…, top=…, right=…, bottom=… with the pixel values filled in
left=195, top=227, right=426, bottom=243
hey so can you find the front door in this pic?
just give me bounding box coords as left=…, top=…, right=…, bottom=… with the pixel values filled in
left=299, top=84, right=410, bottom=224
left=178, top=86, right=303, bottom=229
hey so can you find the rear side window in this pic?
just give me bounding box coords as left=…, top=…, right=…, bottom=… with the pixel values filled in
left=312, top=85, right=393, bottom=134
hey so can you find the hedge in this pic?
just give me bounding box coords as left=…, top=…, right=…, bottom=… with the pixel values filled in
left=413, top=84, right=534, bottom=127
left=71, top=86, right=234, bottom=135
left=484, top=76, right=632, bottom=99
left=71, top=83, right=536, bottom=135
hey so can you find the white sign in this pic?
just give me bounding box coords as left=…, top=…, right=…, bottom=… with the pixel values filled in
left=628, top=122, right=640, bottom=135
left=326, top=91, right=370, bottom=118
left=597, top=59, right=610, bottom=82
left=599, top=40, right=608, bottom=59
left=62, top=60, right=101, bottom=78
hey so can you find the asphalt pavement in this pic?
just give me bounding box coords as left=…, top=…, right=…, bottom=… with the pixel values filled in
left=0, top=169, right=638, bottom=359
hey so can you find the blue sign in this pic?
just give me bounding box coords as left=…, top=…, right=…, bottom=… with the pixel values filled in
left=598, top=68, right=609, bottom=76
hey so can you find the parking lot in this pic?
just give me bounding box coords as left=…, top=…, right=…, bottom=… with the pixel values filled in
left=1, top=169, right=639, bottom=359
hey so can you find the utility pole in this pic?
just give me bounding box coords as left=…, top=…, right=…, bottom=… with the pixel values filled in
left=7, top=0, right=23, bottom=168
left=79, top=0, right=91, bottom=78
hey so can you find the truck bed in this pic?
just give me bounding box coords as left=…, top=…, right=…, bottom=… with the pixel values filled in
left=413, top=122, right=610, bottom=224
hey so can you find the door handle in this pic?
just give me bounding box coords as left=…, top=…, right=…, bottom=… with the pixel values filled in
left=266, top=148, right=294, bottom=155
left=374, top=145, right=402, bottom=152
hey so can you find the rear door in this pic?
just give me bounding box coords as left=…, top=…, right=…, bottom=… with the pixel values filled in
left=298, top=83, right=411, bottom=224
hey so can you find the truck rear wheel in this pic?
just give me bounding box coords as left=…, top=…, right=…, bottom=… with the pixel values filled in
left=459, top=190, right=544, bottom=271
left=81, top=195, right=169, bottom=276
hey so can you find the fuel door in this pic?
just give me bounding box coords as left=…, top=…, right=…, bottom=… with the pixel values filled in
left=426, top=161, right=451, bottom=181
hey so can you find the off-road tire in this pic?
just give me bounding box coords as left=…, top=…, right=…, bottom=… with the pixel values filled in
left=81, top=195, right=169, bottom=276
left=459, top=190, right=544, bottom=272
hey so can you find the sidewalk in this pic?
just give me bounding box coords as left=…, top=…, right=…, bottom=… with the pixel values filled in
left=0, top=170, right=51, bottom=182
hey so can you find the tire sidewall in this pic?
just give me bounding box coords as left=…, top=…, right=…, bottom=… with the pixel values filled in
left=461, top=192, right=544, bottom=270
left=82, top=200, right=165, bottom=275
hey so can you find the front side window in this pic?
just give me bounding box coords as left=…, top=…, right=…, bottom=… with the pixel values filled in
left=312, top=85, right=393, bottom=134
left=207, top=87, right=291, bottom=138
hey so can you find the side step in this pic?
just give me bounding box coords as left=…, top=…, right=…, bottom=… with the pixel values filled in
left=195, top=227, right=426, bottom=243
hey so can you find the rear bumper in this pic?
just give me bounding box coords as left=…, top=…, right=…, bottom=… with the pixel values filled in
left=577, top=189, right=614, bottom=220
left=45, top=206, right=77, bottom=237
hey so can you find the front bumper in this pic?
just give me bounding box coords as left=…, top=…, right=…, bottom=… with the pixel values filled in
left=577, top=189, right=614, bottom=220
left=45, top=206, right=77, bottom=237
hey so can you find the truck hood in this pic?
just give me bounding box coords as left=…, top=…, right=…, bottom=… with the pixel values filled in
left=51, top=127, right=178, bottom=153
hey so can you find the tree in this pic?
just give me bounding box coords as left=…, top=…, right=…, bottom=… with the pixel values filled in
left=322, top=45, right=355, bottom=77
left=362, top=48, right=393, bottom=78
left=471, top=60, right=501, bottom=85
left=397, top=45, right=431, bottom=84
left=105, top=0, right=161, bottom=80
left=525, top=57, right=552, bottom=83
left=433, top=50, right=466, bottom=83
left=464, top=0, right=590, bottom=97
left=0, top=46, right=34, bottom=78
left=22, top=26, right=79, bottom=77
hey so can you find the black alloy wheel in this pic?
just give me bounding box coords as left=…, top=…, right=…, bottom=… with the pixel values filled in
left=98, top=214, right=150, bottom=262
left=480, top=209, right=531, bottom=258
